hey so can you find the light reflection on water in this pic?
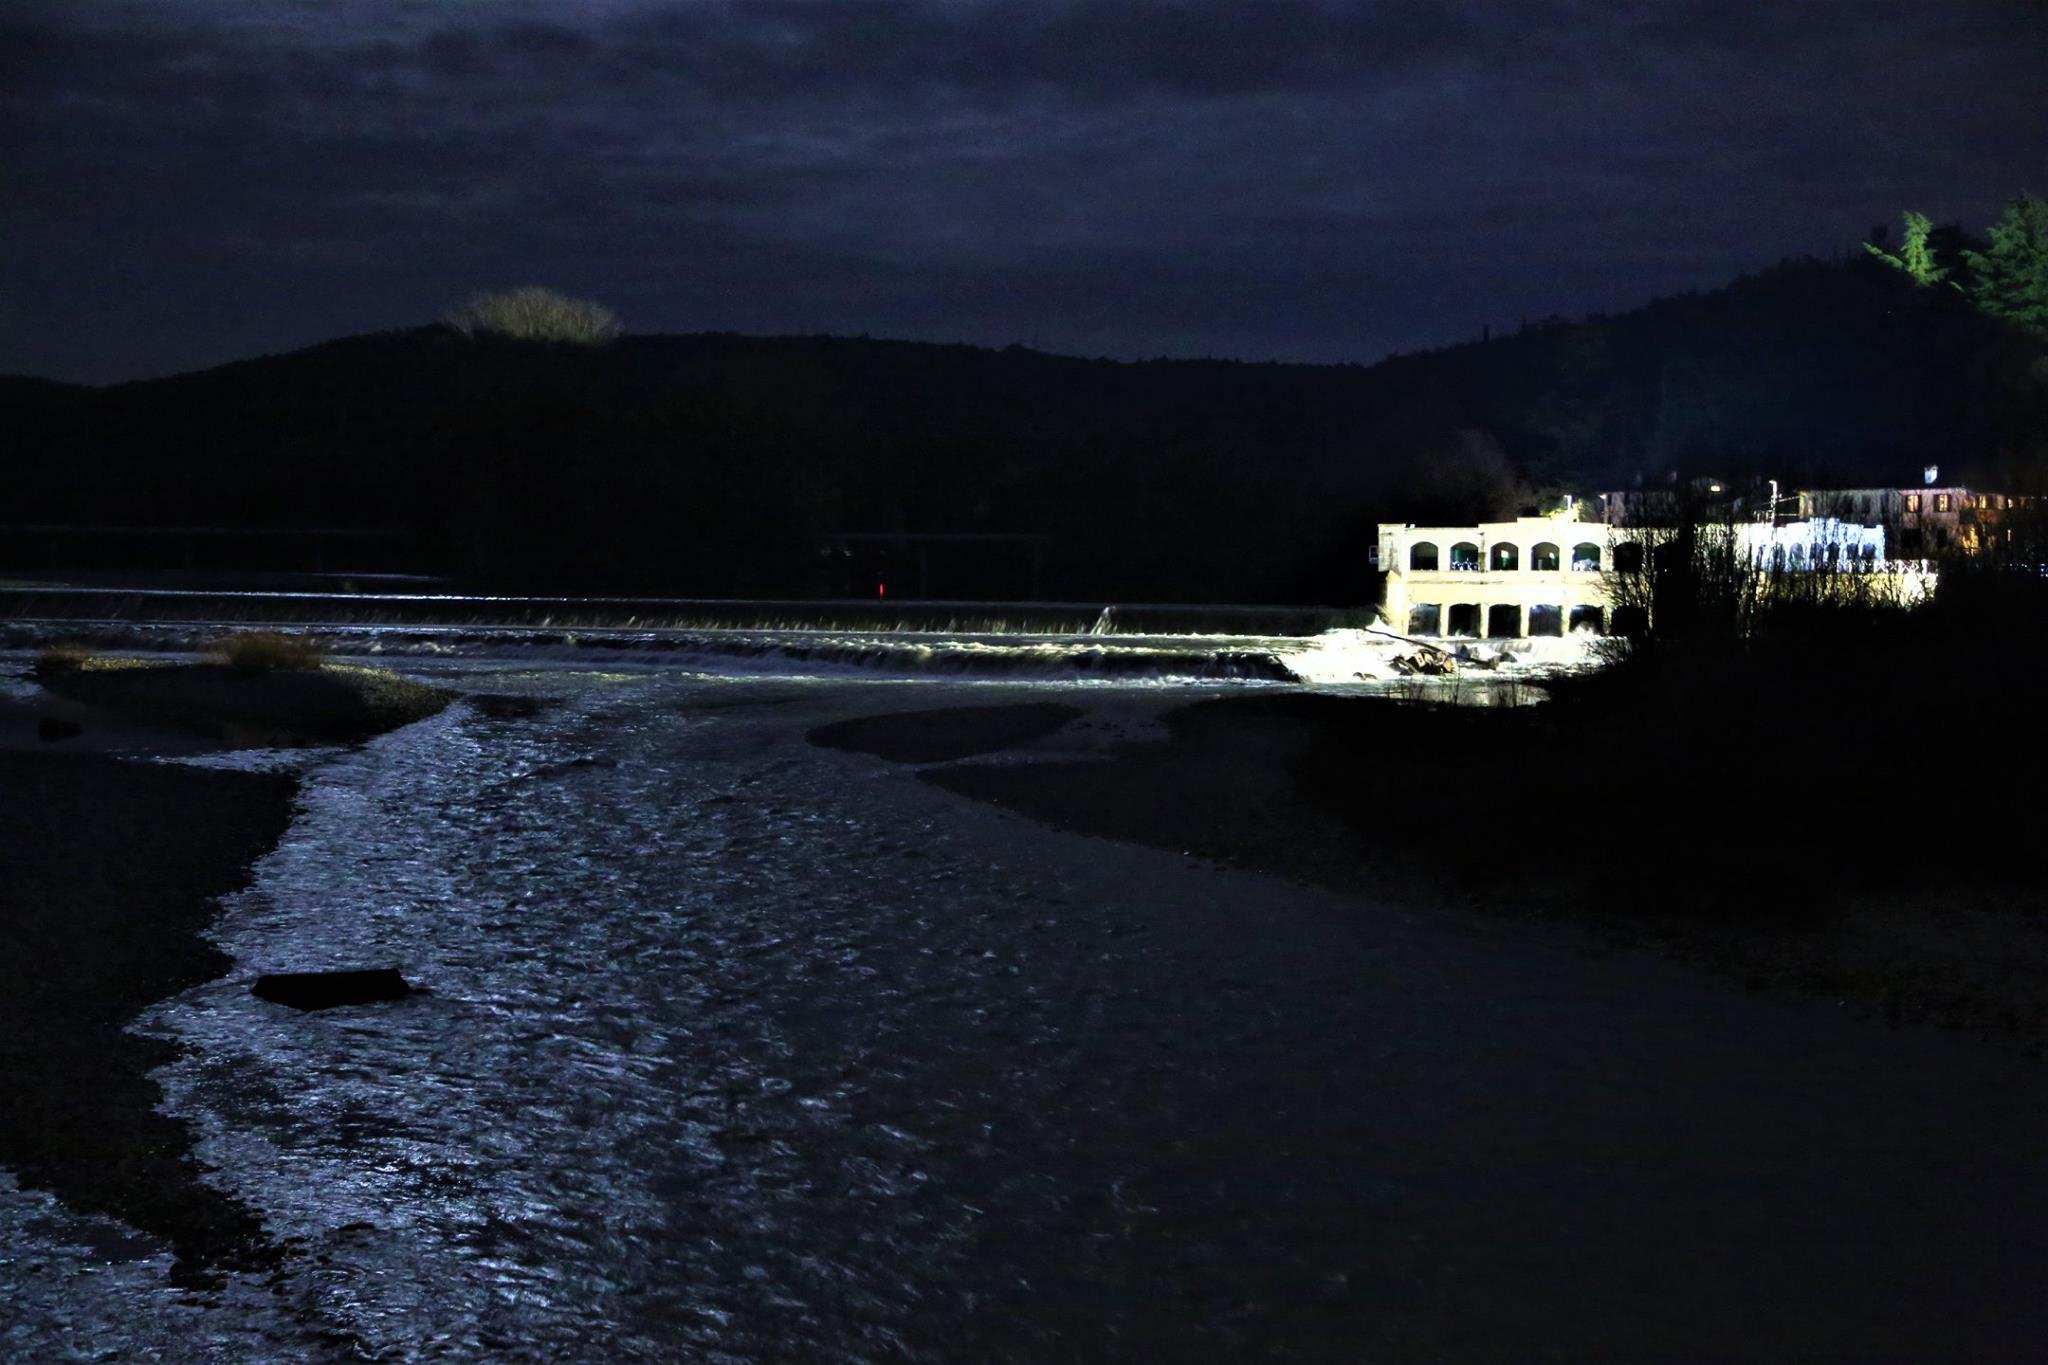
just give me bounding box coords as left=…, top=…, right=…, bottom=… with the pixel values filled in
left=15, top=670, right=1280, bottom=1360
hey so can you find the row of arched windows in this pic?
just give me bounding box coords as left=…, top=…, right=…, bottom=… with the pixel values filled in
left=1406, top=603, right=1628, bottom=638
left=1407, top=541, right=1608, bottom=572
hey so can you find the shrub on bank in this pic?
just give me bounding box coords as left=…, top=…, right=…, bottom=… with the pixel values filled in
left=213, top=632, right=327, bottom=675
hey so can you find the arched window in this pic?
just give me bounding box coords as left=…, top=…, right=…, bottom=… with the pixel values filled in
left=1409, top=542, right=1439, bottom=571
left=1571, top=542, right=1601, bottom=571
left=1531, top=542, right=1561, bottom=571
left=1528, top=604, right=1563, bottom=636
left=1490, top=543, right=1519, bottom=571
left=1407, top=604, right=1441, bottom=636
left=1613, top=542, right=1644, bottom=574
left=1449, top=541, right=1480, bottom=570
left=1486, top=604, right=1521, bottom=637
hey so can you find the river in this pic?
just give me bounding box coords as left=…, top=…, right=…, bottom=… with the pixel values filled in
left=3, top=660, right=2044, bottom=1361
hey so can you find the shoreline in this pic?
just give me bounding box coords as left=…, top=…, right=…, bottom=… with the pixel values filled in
left=0, top=657, right=450, bottom=1285
left=33, top=656, right=452, bottom=747
left=0, top=751, right=298, bottom=1285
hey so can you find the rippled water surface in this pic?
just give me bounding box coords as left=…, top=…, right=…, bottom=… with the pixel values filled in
left=6, top=665, right=2047, bottom=1362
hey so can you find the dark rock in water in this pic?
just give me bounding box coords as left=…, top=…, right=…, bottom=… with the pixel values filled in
left=37, top=715, right=83, bottom=742
left=471, top=693, right=560, bottom=720
left=252, top=968, right=415, bottom=1010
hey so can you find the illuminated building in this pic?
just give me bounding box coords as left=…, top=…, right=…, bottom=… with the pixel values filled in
left=1376, top=507, right=1923, bottom=640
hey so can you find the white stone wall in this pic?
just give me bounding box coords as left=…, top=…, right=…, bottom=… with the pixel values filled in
left=1737, top=518, right=1886, bottom=569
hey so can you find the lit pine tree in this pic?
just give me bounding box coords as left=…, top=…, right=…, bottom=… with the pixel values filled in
left=1864, top=211, right=1948, bottom=286
left=1962, top=194, right=2048, bottom=336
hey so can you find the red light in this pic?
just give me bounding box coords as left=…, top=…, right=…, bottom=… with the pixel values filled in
left=877, top=582, right=886, bottom=597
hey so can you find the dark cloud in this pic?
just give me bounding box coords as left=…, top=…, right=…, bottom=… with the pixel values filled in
left=0, top=1, right=2039, bottom=381
left=602, top=0, right=1486, bottom=99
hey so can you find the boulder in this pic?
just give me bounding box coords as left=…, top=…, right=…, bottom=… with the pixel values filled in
left=1394, top=649, right=1456, bottom=676
left=252, top=969, right=415, bottom=1011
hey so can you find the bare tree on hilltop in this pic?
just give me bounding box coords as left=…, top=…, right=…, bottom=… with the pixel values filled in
left=445, top=287, right=623, bottom=344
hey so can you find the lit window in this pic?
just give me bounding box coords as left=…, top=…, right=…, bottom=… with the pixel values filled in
left=1906, top=494, right=1921, bottom=513
left=1935, top=493, right=1951, bottom=513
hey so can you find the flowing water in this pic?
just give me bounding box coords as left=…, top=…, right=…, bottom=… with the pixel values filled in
left=4, top=660, right=2046, bottom=1361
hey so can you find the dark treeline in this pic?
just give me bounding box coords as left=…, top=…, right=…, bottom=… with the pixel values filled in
left=6, top=245, right=2045, bottom=601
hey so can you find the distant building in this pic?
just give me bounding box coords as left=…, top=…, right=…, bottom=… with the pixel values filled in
left=1787, top=484, right=2031, bottom=556
left=1602, top=473, right=2035, bottom=558
left=1790, top=487, right=1903, bottom=527
left=1599, top=477, right=1756, bottom=528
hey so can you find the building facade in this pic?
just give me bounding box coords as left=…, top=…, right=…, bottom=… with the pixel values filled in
left=1375, top=512, right=1623, bottom=639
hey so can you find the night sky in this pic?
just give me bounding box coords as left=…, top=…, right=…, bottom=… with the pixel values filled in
left=4, top=1, right=2040, bottom=385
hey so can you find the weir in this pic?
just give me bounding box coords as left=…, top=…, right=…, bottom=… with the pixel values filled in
left=0, top=587, right=1578, bottom=690
left=0, top=584, right=1367, bottom=639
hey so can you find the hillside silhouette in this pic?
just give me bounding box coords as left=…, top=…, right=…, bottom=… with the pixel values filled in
left=6, top=251, right=2043, bottom=601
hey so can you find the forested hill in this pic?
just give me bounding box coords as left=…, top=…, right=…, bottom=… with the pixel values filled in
left=6, top=253, right=2044, bottom=601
